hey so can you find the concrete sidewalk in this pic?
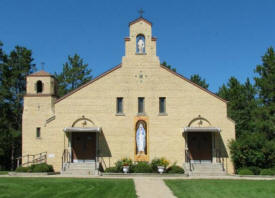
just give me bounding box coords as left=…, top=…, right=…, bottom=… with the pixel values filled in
left=134, top=177, right=176, bottom=198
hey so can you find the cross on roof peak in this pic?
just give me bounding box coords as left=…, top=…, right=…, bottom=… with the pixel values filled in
left=138, top=9, right=144, bottom=17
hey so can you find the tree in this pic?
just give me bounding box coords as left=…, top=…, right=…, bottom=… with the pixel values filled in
left=55, top=54, right=92, bottom=97
left=217, top=77, right=257, bottom=138
left=254, top=47, right=275, bottom=140
left=161, top=61, right=176, bottom=72
left=0, top=42, right=36, bottom=170
left=190, top=74, right=209, bottom=89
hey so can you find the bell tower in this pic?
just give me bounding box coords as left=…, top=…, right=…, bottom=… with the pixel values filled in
left=24, top=70, right=57, bottom=115
left=122, top=16, right=160, bottom=67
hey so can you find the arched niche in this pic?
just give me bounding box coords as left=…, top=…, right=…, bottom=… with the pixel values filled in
left=187, top=115, right=212, bottom=127
left=135, top=120, right=147, bottom=155
left=36, top=80, right=43, bottom=93
left=136, top=34, right=145, bottom=54
left=72, top=116, right=95, bottom=128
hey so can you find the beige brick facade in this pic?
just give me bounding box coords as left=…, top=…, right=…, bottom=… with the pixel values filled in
left=22, top=17, right=235, bottom=174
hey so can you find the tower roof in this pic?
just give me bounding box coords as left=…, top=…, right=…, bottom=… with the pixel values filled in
left=29, top=70, right=53, bottom=77
left=129, top=17, right=152, bottom=27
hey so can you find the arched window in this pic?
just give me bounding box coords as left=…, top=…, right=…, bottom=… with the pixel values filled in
left=36, top=80, right=43, bottom=93
left=136, top=34, right=145, bottom=54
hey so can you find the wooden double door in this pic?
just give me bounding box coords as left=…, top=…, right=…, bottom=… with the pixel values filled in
left=72, top=132, right=96, bottom=162
left=188, top=132, right=212, bottom=162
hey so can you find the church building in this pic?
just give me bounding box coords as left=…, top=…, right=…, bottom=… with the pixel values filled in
left=22, top=16, right=235, bottom=175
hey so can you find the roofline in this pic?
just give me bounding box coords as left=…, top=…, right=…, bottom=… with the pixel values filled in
left=55, top=64, right=122, bottom=104
left=129, top=17, right=152, bottom=27
left=160, top=64, right=228, bottom=103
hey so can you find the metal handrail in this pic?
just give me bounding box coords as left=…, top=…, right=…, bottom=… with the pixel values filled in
left=185, top=149, right=192, bottom=172
left=62, top=149, right=71, bottom=171
left=16, top=152, right=47, bottom=168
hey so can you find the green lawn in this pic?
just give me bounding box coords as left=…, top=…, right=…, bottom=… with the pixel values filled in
left=165, top=179, right=275, bottom=198
left=0, top=171, right=8, bottom=175
left=0, top=177, right=136, bottom=198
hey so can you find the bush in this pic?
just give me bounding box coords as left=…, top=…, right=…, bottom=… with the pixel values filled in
left=104, top=167, right=118, bottom=173
left=248, top=166, right=261, bottom=175
left=151, top=157, right=169, bottom=172
left=32, top=163, right=54, bottom=172
left=238, top=168, right=254, bottom=175
left=15, top=163, right=54, bottom=173
left=132, top=162, right=152, bottom=173
left=260, top=169, right=275, bottom=175
left=15, top=166, right=30, bottom=172
left=167, top=165, right=185, bottom=174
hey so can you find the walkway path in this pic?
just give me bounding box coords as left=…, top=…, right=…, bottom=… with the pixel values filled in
left=134, top=177, right=176, bottom=198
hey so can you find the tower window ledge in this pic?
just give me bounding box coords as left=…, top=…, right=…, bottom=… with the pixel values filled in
left=135, top=53, right=147, bottom=55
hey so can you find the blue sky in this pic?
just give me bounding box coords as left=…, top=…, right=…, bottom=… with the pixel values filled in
left=1, top=0, right=274, bottom=92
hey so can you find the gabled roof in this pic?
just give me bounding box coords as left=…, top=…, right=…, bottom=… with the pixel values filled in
left=28, top=70, right=53, bottom=77
left=55, top=64, right=122, bottom=104
left=129, top=17, right=152, bottom=27
left=160, top=65, right=228, bottom=103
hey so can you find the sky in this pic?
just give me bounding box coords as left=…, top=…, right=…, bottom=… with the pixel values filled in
left=1, top=0, right=274, bottom=92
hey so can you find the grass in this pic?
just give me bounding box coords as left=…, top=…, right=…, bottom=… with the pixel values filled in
left=165, top=179, right=275, bottom=198
left=0, top=171, right=8, bottom=175
left=0, top=177, right=137, bottom=198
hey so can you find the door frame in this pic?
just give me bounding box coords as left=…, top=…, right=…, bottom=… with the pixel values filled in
left=185, top=132, right=214, bottom=164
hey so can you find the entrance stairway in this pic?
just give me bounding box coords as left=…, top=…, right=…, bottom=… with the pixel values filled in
left=61, top=162, right=98, bottom=175
left=185, top=163, right=226, bottom=176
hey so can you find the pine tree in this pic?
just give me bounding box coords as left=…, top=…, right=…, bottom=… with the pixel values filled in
left=254, top=47, right=275, bottom=140
left=55, top=54, right=92, bottom=97
left=190, top=74, right=209, bottom=89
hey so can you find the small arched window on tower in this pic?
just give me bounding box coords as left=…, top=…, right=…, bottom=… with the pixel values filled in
left=36, top=80, right=43, bottom=93
left=136, top=34, right=145, bottom=54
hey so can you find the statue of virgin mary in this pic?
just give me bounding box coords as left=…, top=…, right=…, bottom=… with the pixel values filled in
left=136, top=123, right=146, bottom=154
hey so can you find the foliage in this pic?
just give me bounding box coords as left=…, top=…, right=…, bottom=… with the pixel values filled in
left=0, top=41, right=36, bottom=170
left=254, top=47, right=275, bottom=140
left=229, top=133, right=275, bottom=170
left=151, top=157, right=169, bottom=172
left=237, top=168, right=254, bottom=175
left=0, top=178, right=137, bottom=198
left=190, top=74, right=209, bottom=89
left=217, top=77, right=257, bottom=138
left=247, top=166, right=261, bottom=175
left=131, top=162, right=152, bottom=173
left=55, top=54, right=92, bottom=97
left=161, top=61, right=176, bottom=72
left=15, top=163, right=54, bottom=173
left=121, top=157, right=133, bottom=166
left=166, top=164, right=185, bottom=174
left=260, top=169, right=275, bottom=176
left=15, top=166, right=30, bottom=172
left=104, top=167, right=119, bottom=173
left=165, top=179, right=275, bottom=198
left=114, top=158, right=133, bottom=172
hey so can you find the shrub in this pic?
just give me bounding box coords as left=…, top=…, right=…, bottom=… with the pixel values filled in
left=32, top=163, right=54, bottom=172
left=15, top=166, right=30, bottom=172
left=260, top=169, right=275, bottom=176
left=104, top=167, right=118, bottom=173
left=132, top=162, right=152, bottom=173
left=167, top=165, right=185, bottom=174
left=15, top=163, right=54, bottom=173
left=238, top=168, right=254, bottom=175
left=151, top=157, right=169, bottom=172
left=248, top=166, right=261, bottom=175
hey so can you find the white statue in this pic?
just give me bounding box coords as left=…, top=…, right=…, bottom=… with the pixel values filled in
left=136, top=123, right=146, bottom=154
left=137, top=38, right=145, bottom=53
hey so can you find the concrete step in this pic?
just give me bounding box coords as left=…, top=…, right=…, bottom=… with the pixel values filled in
left=62, top=162, right=97, bottom=175
left=62, top=169, right=96, bottom=175
left=185, top=163, right=226, bottom=176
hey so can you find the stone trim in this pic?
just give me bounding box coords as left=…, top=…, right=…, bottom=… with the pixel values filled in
left=129, top=17, right=152, bottom=27
left=160, top=65, right=228, bottom=103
